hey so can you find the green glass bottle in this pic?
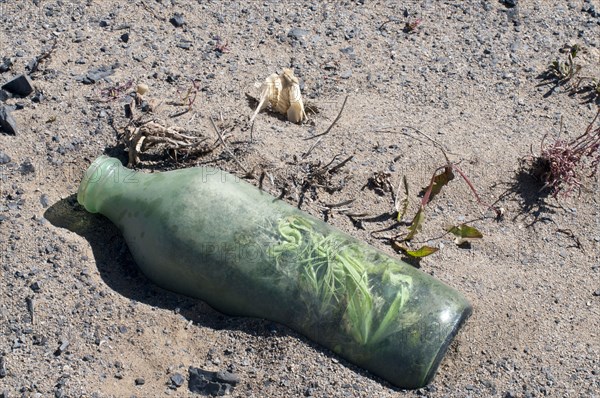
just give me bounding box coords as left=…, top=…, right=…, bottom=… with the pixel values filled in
left=77, top=155, right=472, bottom=389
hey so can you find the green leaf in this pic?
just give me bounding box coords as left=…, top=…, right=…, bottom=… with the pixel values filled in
left=404, top=245, right=439, bottom=258
left=447, top=224, right=483, bottom=245
left=395, top=176, right=409, bottom=222
left=405, top=207, right=425, bottom=241
left=393, top=242, right=438, bottom=258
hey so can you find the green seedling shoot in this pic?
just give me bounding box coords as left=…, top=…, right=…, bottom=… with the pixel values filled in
left=268, top=215, right=414, bottom=346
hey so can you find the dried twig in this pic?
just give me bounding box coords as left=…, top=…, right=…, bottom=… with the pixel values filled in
left=209, top=117, right=248, bottom=173
left=305, top=95, right=349, bottom=140
left=303, top=96, right=349, bottom=158
left=28, top=38, right=58, bottom=74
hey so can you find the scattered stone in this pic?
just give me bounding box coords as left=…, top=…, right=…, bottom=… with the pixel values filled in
left=40, top=194, right=50, bottom=208
left=169, top=372, right=185, bottom=388
left=136, top=83, right=149, bottom=95
left=340, top=46, right=354, bottom=54
left=188, top=367, right=240, bottom=396
left=0, top=356, right=6, bottom=378
left=582, top=2, right=599, bottom=17
left=0, top=89, right=10, bottom=102
left=215, top=371, right=240, bottom=386
left=340, top=69, right=352, bottom=79
left=288, top=28, right=309, bottom=40
left=0, top=57, right=13, bottom=73
left=170, top=13, right=185, bottom=27
left=31, top=91, right=43, bottom=103
left=120, top=32, right=130, bottom=43
left=19, top=160, right=35, bottom=175
left=54, top=340, right=69, bottom=356
left=501, top=0, right=517, bottom=7
left=0, top=150, right=10, bottom=164
left=99, top=19, right=110, bottom=28
left=32, top=334, right=47, bottom=346
left=593, top=289, right=600, bottom=297
left=1, top=74, right=34, bottom=97
left=124, top=102, right=134, bottom=118
left=0, top=106, right=17, bottom=135
left=30, top=281, right=42, bottom=292
left=80, top=64, right=117, bottom=84
left=176, top=41, right=192, bottom=50
left=134, top=378, right=145, bottom=385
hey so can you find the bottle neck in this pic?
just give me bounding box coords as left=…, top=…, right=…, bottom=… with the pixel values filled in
left=77, top=156, right=135, bottom=213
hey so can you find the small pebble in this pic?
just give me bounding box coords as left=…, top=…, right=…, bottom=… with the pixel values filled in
left=40, top=194, right=50, bottom=208
left=340, top=69, right=352, bottom=79
left=170, top=372, right=185, bottom=387
left=30, top=281, right=42, bottom=292
left=136, top=83, right=149, bottom=95
left=288, top=28, right=309, bottom=40
left=0, top=106, right=18, bottom=135
left=0, top=357, right=6, bottom=378
left=0, top=150, right=11, bottom=164
left=54, top=340, right=69, bottom=356
left=170, top=14, right=185, bottom=27
left=135, top=378, right=145, bottom=385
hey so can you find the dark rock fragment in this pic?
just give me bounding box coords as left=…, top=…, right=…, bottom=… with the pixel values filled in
left=288, top=28, right=309, bottom=40
left=19, top=160, right=35, bottom=175
left=188, top=367, right=240, bottom=396
left=500, top=0, right=517, bottom=7
left=80, top=65, right=117, bottom=84
left=169, top=372, right=185, bottom=388
left=0, top=106, right=17, bottom=135
left=0, top=89, right=10, bottom=102
left=170, top=13, right=185, bottom=27
left=0, top=57, right=13, bottom=73
left=0, top=150, right=10, bottom=164
left=1, top=74, right=34, bottom=97
left=54, top=340, right=69, bottom=356
left=0, top=356, right=6, bottom=378
left=30, top=281, right=42, bottom=292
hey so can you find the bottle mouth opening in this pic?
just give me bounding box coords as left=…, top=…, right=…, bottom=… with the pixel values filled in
left=77, top=155, right=119, bottom=213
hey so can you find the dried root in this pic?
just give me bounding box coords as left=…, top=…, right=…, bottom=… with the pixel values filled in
left=250, top=68, right=306, bottom=124
left=124, top=119, right=216, bottom=166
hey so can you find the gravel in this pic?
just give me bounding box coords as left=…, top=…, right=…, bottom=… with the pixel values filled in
left=0, top=1, right=598, bottom=397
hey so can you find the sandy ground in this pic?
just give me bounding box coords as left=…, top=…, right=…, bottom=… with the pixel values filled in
left=1, top=1, right=599, bottom=397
